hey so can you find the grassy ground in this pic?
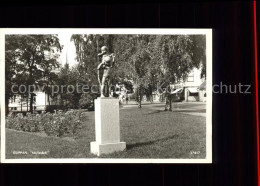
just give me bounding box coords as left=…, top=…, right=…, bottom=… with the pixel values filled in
left=5, top=102, right=206, bottom=159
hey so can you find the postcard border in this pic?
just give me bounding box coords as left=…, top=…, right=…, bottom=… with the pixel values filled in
left=0, top=28, right=212, bottom=163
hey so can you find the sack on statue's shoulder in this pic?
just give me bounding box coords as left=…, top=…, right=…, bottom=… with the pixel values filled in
left=103, top=55, right=112, bottom=63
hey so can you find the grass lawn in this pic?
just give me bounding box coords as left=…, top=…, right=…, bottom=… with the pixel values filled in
left=5, top=103, right=206, bottom=159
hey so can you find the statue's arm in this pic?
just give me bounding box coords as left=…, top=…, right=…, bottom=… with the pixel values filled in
left=111, top=53, right=115, bottom=68
left=97, top=62, right=104, bottom=70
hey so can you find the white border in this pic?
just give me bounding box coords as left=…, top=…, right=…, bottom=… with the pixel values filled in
left=0, top=28, right=212, bottom=163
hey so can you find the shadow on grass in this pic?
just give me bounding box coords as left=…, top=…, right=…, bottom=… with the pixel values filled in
left=146, top=109, right=206, bottom=115
left=172, top=109, right=206, bottom=113
left=148, top=104, right=167, bottom=107
left=145, top=110, right=165, bottom=115
left=126, top=134, right=179, bottom=150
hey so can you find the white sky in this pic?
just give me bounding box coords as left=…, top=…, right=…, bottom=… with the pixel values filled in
left=58, top=33, right=78, bottom=67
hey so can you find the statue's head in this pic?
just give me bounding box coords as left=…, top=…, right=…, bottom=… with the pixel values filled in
left=101, top=46, right=108, bottom=54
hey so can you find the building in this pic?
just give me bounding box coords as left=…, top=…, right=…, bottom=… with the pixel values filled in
left=182, top=67, right=205, bottom=102
left=151, top=67, right=206, bottom=102
left=8, top=80, right=58, bottom=113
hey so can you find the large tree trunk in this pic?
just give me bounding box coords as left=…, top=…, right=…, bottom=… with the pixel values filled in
left=138, top=88, right=142, bottom=108
left=5, top=95, right=9, bottom=116
left=30, top=93, right=33, bottom=113
left=47, top=83, right=51, bottom=106
left=29, top=59, right=34, bottom=113
left=165, top=94, right=173, bottom=111
left=48, top=93, right=51, bottom=106
left=138, top=94, right=142, bottom=108
left=21, top=98, right=23, bottom=113
left=169, top=95, right=172, bottom=111
left=27, top=96, right=28, bottom=112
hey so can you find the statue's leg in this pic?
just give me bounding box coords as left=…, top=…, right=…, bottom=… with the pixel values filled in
left=107, top=78, right=112, bottom=97
left=101, top=70, right=108, bottom=97
left=98, top=69, right=103, bottom=97
left=97, top=69, right=101, bottom=85
left=100, top=77, right=105, bottom=97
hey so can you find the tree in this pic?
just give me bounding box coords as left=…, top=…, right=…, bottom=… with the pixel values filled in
left=5, top=35, right=62, bottom=113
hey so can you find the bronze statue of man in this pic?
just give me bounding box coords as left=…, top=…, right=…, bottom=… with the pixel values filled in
left=97, top=46, right=115, bottom=97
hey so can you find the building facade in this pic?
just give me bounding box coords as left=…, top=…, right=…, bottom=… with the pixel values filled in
left=8, top=80, right=58, bottom=113
left=152, top=67, right=206, bottom=102
left=182, top=67, right=205, bottom=102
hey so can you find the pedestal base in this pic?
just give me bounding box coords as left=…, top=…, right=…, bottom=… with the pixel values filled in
left=91, top=98, right=126, bottom=156
left=90, top=141, right=126, bottom=156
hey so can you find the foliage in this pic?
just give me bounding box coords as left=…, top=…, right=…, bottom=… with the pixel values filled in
left=43, top=111, right=83, bottom=137
left=71, top=34, right=206, bottom=108
left=79, top=93, right=97, bottom=110
left=54, top=64, right=95, bottom=109
left=6, top=113, right=41, bottom=132
left=6, top=110, right=87, bottom=137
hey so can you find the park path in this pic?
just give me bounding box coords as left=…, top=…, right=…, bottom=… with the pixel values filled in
left=120, top=101, right=206, bottom=117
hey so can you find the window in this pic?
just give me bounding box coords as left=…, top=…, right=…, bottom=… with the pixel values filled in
left=189, top=92, right=198, bottom=96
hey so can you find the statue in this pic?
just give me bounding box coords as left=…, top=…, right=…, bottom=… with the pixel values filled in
left=97, top=46, right=115, bottom=97
left=91, top=46, right=126, bottom=156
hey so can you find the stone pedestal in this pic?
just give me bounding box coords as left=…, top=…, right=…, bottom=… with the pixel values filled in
left=90, top=98, right=126, bottom=156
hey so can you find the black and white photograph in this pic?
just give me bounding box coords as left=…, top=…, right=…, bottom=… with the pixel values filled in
left=0, top=29, right=212, bottom=163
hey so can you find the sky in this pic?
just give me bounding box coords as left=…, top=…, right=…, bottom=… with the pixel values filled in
left=58, top=33, right=78, bottom=67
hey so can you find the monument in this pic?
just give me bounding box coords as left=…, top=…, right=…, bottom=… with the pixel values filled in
left=90, top=46, right=126, bottom=156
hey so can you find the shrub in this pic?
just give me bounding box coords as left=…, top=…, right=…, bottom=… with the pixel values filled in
left=79, top=93, right=96, bottom=110
left=6, top=113, right=40, bottom=132
left=23, top=113, right=41, bottom=132
left=6, top=110, right=87, bottom=138
left=45, top=105, right=67, bottom=113
left=6, top=113, right=22, bottom=131
left=43, top=110, right=82, bottom=137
